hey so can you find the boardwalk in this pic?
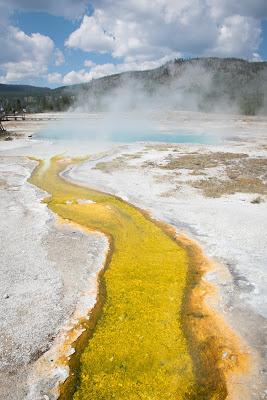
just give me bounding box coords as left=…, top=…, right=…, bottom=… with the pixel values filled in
left=2, top=115, right=60, bottom=121
left=24, top=116, right=59, bottom=121
left=0, top=114, right=60, bottom=134
left=1, top=113, right=25, bottom=121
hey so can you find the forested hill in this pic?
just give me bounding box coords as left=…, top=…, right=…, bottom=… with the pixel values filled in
left=1, top=57, right=267, bottom=115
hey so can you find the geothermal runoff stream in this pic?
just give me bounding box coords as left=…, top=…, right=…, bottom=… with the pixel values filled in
left=29, top=156, right=243, bottom=400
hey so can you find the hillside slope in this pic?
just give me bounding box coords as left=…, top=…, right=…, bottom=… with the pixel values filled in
left=0, top=58, right=267, bottom=115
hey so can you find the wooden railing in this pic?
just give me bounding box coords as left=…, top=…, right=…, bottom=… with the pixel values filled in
left=1, top=113, right=26, bottom=121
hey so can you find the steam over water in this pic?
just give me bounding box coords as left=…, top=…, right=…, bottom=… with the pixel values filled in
left=36, top=113, right=217, bottom=145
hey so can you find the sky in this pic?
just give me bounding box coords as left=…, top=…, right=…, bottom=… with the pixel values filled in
left=0, top=0, right=267, bottom=88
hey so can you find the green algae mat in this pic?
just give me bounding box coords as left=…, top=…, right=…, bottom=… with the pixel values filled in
left=29, top=157, right=227, bottom=400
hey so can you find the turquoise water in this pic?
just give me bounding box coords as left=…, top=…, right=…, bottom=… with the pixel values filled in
left=110, top=131, right=217, bottom=144
left=36, top=123, right=217, bottom=145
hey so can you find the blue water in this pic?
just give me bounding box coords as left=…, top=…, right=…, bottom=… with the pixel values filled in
left=36, top=124, right=217, bottom=145
left=109, top=131, right=217, bottom=144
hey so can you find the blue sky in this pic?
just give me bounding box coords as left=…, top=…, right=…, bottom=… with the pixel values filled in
left=0, top=1, right=267, bottom=87
left=11, top=10, right=122, bottom=76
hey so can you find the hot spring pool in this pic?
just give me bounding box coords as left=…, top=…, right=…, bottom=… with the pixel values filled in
left=36, top=127, right=217, bottom=145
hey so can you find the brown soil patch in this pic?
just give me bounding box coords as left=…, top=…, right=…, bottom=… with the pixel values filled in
left=144, top=143, right=177, bottom=151
left=93, top=158, right=129, bottom=173
left=192, top=177, right=267, bottom=197
left=145, top=150, right=267, bottom=198
left=0, top=179, right=8, bottom=189
left=161, top=152, right=248, bottom=171
left=192, top=157, right=267, bottom=197
left=93, top=153, right=143, bottom=173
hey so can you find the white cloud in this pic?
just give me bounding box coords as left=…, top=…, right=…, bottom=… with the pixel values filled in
left=66, top=13, right=115, bottom=53
left=63, top=69, right=91, bottom=85
left=0, top=1, right=70, bottom=83
left=0, top=0, right=266, bottom=86
left=66, top=0, right=265, bottom=62
left=55, top=49, right=65, bottom=66
left=209, top=15, right=261, bottom=58
left=0, top=26, right=55, bottom=83
left=0, top=0, right=88, bottom=20
left=250, top=52, right=263, bottom=62
left=47, top=72, right=62, bottom=84
left=84, top=60, right=96, bottom=68
left=208, top=0, right=267, bottom=19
